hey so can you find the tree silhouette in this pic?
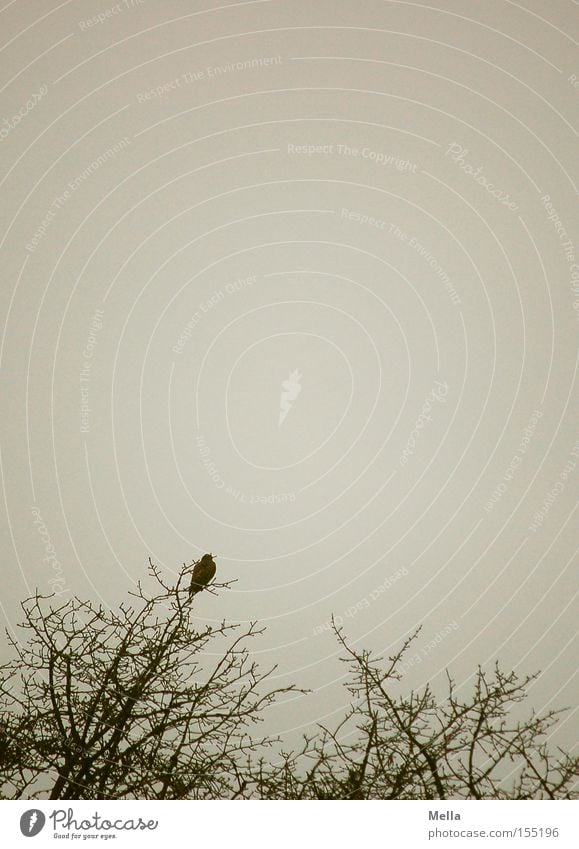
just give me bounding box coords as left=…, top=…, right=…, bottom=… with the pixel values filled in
left=0, top=558, right=296, bottom=800
left=251, top=621, right=578, bottom=800
left=1, top=570, right=577, bottom=800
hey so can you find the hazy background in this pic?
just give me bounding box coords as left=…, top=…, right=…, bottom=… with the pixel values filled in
left=0, top=0, right=577, bottom=756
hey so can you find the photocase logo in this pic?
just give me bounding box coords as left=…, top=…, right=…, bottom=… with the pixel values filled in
left=278, top=369, right=302, bottom=426
left=20, top=810, right=46, bottom=837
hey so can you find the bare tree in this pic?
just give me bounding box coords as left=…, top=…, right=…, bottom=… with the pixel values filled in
left=251, top=621, right=578, bottom=800
left=0, top=559, right=296, bottom=800
left=1, top=575, right=576, bottom=800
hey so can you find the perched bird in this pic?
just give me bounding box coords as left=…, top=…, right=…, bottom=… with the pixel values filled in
left=189, top=553, right=216, bottom=595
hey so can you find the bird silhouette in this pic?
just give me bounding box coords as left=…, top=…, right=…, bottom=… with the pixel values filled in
left=189, top=553, right=216, bottom=595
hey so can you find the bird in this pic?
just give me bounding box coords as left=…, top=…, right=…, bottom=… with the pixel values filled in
left=189, top=553, right=216, bottom=595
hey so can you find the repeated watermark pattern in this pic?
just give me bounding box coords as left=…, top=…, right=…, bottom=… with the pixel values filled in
left=31, top=507, right=68, bottom=596
left=527, top=440, right=579, bottom=533
left=0, top=84, right=48, bottom=142
left=288, top=141, right=417, bottom=172
left=399, top=381, right=449, bottom=466
left=195, top=434, right=295, bottom=504
left=137, top=57, right=283, bottom=102
left=399, top=622, right=459, bottom=676
left=172, top=274, right=256, bottom=354
left=483, top=409, right=543, bottom=513
left=540, top=194, right=579, bottom=321
left=0, top=0, right=577, bottom=774
left=445, top=143, right=518, bottom=211
left=340, top=211, right=460, bottom=305
left=80, top=309, right=104, bottom=434
left=313, top=567, right=408, bottom=636
left=26, top=139, right=131, bottom=253
left=78, top=0, right=146, bottom=31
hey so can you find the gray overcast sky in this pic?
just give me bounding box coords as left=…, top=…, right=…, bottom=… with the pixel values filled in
left=1, top=0, right=577, bottom=752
